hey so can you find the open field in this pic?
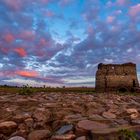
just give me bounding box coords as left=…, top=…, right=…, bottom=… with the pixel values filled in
left=0, top=87, right=140, bottom=140
left=0, top=86, right=95, bottom=94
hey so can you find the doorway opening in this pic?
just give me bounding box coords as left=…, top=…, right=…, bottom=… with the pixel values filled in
left=133, top=80, right=136, bottom=87
left=118, top=87, right=127, bottom=93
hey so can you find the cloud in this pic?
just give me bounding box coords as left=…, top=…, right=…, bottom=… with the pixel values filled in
left=0, top=0, right=139, bottom=86
left=59, top=0, right=73, bottom=6
left=14, top=48, right=27, bottom=57
left=4, top=33, right=15, bottom=43
left=19, top=30, right=35, bottom=41
left=117, top=0, right=127, bottom=5
left=129, top=4, right=140, bottom=17
left=3, top=0, right=23, bottom=11
left=45, top=10, right=55, bottom=17
left=16, top=70, right=39, bottom=78
left=106, top=16, right=115, bottom=23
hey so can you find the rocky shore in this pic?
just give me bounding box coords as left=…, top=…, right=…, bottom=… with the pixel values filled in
left=0, top=92, right=140, bottom=140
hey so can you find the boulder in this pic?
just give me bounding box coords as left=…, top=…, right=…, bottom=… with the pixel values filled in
left=126, top=108, right=138, bottom=114
left=32, top=108, right=50, bottom=122
left=91, top=125, right=140, bottom=140
left=0, top=121, right=17, bottom=135
left=56, top=124, right=73, bottom=135
left=24, top=118, right=34, bottom=128
left=102, top=112, right=116, bottom=119
left=76, top=120, right=109, bottom=136
left=51, top=134, right=76, bottom=140
left=13, top=113, right=31, bottom=123
left=131, top=119, right=140, bottom=125
left=28, top=130, right=51, bottom=140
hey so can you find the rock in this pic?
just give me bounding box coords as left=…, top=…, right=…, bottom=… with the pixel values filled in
left=13, top=113, right=31, bottom=123
left=87, top=107, right=105, bottom=115
left=51, top=134, right=76, bottom=140
left=0, top=121, right=17, bottom=135
left=28, top=130, right=51, bottom=140
left=131, top=119, right=140, bottom=125
left=32, top=108, right=50, bottom=122
left=91, top=127, right=119, bottom=140
left=130, top=113, right=139, bottom=119
left=115, top=119, right=128, bottom=125
left=17, top=123, right=29, bottom=135
left=126, top=108, right=138, bottom=114
left=76, top=120, right=109, bottom=136
left=24, top=118, right=34, bottom=128
left=89, top=114, right=104, bottom=120
left=56, top=124, right=73, bottom=135
left=8, top=136, right=25, bottom=140
left=102, top=112, right=116, bottom=119
left=64, top=114, right=82, bottom=120
left=64, top=114, right=86, bottom=123
left=52, top=120, right=64, bottom=130
left=44, top=103, right=58, bottom=108
left=77, top=120, right=109, bottom=130
left=75, top=136, right=86, bottom=140
left=91, top=125, right=140, bottom=140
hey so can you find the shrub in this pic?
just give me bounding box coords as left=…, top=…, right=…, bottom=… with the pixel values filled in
left=19, top=85, right=34, bottom=95
left=118, top=129, right=139, bottom=140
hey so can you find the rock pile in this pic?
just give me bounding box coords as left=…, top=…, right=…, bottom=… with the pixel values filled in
left=0, top=92, right=140, bottom=139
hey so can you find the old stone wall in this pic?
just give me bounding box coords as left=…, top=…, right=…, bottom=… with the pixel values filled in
left=95, top=63, right=139, bottom=92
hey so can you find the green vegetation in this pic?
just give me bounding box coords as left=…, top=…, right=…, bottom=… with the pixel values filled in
left=118, top=129, right=139, bottom=140
left=0, top=85, right=139, bottom=95
left=18, top=85, right=34, bottom=95
left=0, top=85, right=95, bottom=94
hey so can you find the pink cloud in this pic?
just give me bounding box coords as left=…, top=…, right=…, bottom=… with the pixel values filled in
left=129, top=4, right=140, bottom=16
left=115, top=10, right=122, bottom=15
left=16, top=70, right=39, bottom=78
left=117, top=0, right=126, bottom=5
left=39, top=38, right=48, bottom=46
left=45, top=10, right=55, bottom=17
left=4, top=33, right=15, bottom=43
left=4, top=0, right=23, bottom=10
left=107, top=16, right=115, bottom=23
left=19, top=30, right=35, bottom=41
left=59, top=0, right=73, bottom=6
left=0, top=70, right=15, bottom=77
left=14, top=47, right=27, bottom=57
left=1, top=47, right=10, bottom=54
left=87, top=25, right=94, bottom=35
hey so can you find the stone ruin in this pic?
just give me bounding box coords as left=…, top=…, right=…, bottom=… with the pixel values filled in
left=95, top=62, right=139, bottom=92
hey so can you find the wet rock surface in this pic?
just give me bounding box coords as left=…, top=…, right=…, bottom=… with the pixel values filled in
left=8, top=136, right=26, bottom=140
left=0, top=92, right=140, bottom=139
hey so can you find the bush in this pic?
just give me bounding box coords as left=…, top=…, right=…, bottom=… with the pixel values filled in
left=19, top=85, right=34, bottom=95
left=119, top=129, right=139, bottom=140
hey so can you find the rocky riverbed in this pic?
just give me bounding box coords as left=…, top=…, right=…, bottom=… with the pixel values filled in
left=0, top=92, right=140, bottom=140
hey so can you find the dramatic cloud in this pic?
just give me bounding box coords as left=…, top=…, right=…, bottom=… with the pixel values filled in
left=106, top=16, right=115, bottom=23
left=0, top=0, right=140, bottom=87
left=129, top=4, right=140, bottom=17
left=14, top=48, right=27, bottom=57
left=16, top=70, right=39, bottom=78
left=117, top=0, right=127, bottom=5
left=4, top=33, right=15, bottom=43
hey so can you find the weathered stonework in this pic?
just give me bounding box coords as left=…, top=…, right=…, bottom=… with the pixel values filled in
left=95, top=62, right=139, bottom=92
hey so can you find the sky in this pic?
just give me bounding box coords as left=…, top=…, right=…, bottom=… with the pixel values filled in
left=0, top=0, right=140, bottom=87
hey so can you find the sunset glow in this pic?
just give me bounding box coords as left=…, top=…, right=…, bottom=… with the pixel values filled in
left=0, top=0, right=140, bottom=86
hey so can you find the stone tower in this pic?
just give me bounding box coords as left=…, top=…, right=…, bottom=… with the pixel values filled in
left=95, top=62, right=139, bottom=92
